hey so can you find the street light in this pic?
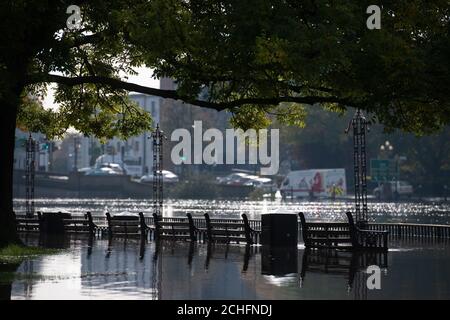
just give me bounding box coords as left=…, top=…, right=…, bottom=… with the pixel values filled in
left=73, top=137, right=81, bottom=172
left=379, top=140, right=398, bottom=199
left=380, top=140, right=393, bottom=153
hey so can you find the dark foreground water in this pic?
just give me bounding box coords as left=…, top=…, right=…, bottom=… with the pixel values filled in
left=1, top=235, right=450, bottom=300
left=6, top=198, right=450, bottom=300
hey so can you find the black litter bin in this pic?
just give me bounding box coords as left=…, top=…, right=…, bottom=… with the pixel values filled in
left=41, top=212, right=70, bottom=235
left=261, top=213, right=298, bottom=247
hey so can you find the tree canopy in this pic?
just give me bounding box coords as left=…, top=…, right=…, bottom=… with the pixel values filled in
left=0, top=0, right=449, bottom=247
left=1, top=0, right=449, bottom=139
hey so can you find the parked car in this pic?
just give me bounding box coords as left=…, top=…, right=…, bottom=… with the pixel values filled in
left=373, top=181, right=413, bottom=198
left=140, top=170, right=179, bottom=183
left=99, top=163, right=125, bottom=175
left=244, top=177, right=277, bottom=192
left=85, top=167, right=121, bottom=176
left=77, top=167, right=93, bottom=175
left=216, top=173, right=262, bottom=186
left=217, top=173, right=244, bottom=185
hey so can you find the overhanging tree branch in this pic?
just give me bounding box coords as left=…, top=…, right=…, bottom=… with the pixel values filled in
left=26, top=73, right=356, bottom=111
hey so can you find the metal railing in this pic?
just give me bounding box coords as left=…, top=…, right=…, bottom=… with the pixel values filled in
left=16, top=212, right=450, bottom=240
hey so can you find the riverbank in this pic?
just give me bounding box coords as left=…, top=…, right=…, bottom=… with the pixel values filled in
left=0, top=245, right=60, bottom=263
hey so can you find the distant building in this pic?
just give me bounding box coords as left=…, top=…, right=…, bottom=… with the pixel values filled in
left=98, top=93, right=161, bottom=177
left=14, top=93, right=161, bottom=176
left=52, top=134, right=91, bottom=172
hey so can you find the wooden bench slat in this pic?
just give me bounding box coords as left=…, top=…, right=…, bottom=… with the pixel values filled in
left=159, top=222, right=188, bottom=226
left=153, top=213, right=197, bottom=242
left=204, top=213, right=255, bottom=244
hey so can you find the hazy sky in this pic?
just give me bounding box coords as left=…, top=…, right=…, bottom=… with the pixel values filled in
left=42, top=67, right=160, bottom=110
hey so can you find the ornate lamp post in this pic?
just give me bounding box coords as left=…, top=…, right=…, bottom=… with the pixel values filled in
left=25, top=134, right=36, bottom=218
left=346, top=109, right=369, bottom=226
left=151, top=124, right=165, bottom=217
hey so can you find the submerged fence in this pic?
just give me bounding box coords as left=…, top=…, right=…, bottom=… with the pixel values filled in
left=15, top=211, right=450, bottom=241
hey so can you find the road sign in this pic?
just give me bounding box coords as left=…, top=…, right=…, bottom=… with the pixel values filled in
left=370, top=159, right=397, bottom=182
left=15, top=138, right=27, bottom=148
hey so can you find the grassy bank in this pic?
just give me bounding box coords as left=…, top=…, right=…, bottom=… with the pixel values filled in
left=0, top=245, right=60, bottom=264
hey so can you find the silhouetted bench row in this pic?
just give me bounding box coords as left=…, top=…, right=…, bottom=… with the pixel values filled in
left=15, top=211, right=259, bottom=245
left=151, top=213, right=259, bottom=244
left=16, top=211, right=387, bottom=250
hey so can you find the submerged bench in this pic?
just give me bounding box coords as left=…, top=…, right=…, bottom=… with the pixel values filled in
left=62, top=212, right=96, bottom=234
left=15, top=211, right=96, bottom=234
left=152, top=213, right=198, bottom=241
left=106, top=212, right=147, bottom=238
left=204, top=213, right=258, bottom=245
left=15, top=212, right=41, bottom=232
left=298, top=212, right=388, bottom=251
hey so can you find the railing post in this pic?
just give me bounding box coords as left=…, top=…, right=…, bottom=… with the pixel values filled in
left=187, top=213, right=197, bottom=242
left=153, top=212, right=161, bottom=240
left=204, top=213, right=212, bottom=242
left=106, top=212, right=112, bottom=238
left=241, top=214, right=254, bottom=245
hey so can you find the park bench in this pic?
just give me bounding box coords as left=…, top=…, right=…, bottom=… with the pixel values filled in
left=62, top=212, right=97, bottom=234
left=204, top=213, right=258, bottom=245
left=345, top=212, right=389, bottom=250
left=15, top=211, right=97, bottom=234
left=106, top=212, right=147, bottom=238
left=152, top=213, right=198, bottom=241
left=298, top=212, right=388, bottom=250
left=15, top=212, right=41, bottom=232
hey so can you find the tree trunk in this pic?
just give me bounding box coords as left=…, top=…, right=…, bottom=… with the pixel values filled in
left=0, top=263, right=20, bottom=300
left=0, top=88, right=22, bottom=247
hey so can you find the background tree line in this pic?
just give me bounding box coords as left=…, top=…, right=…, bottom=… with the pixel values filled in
left=278, top=107, right=450, bottom=196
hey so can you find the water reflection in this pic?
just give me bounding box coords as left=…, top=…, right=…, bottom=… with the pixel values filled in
left=204, top=243, right=254, bottom=272
left=261, top=246, right=298, bottom=276
left=0, top=263, right=20, bottom=300
left=300, top=250, right=388, bottom=294
left=3, top=235, right=450, bottom=299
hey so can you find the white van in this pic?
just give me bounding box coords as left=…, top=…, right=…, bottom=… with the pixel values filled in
left=280, top=168, right=347, bottom=199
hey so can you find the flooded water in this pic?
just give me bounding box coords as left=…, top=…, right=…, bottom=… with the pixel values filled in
left=12, top=198, right=450, bottom=224
left=4, top=198, right=449, bottom=300
left=2, top=235, right=450, bottom=300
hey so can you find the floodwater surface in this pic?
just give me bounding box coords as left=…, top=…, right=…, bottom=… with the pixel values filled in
left=1, top=235, right=449, bottom=300
left=13, top=198, right=450, bottom=224
left=5, top=198, right=450, bottom=300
